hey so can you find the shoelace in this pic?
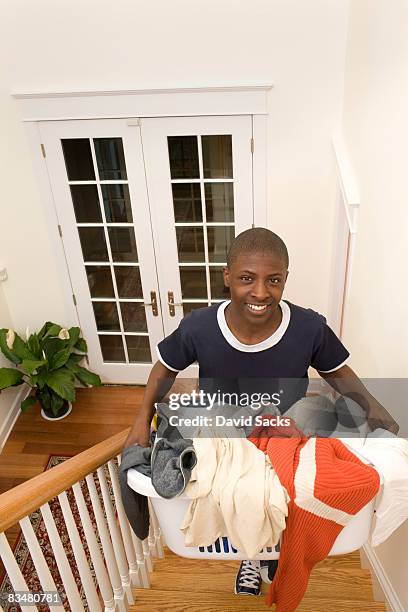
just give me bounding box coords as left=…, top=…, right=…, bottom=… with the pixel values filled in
left=238, top=560, right=260, bottom=589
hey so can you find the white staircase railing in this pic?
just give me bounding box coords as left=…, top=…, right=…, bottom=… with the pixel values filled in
left=0, top=430, right=163, bottom=611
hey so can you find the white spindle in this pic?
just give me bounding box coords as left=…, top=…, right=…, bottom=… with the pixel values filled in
left=129, top=531, right=150, bottom=588
left=58, top=491, right=101, bottom=611
left=148, top=521, right=157, bottom=559
left=142, top=537, right=153, bottom=573
left=107, top=460, right=145, bottom=587
left=86, top=473, right=128, bottom=612
left=0, top=532, right=38, bottom=612
left=40, top=503, right=85, bottom=612
left=72, top=482, right=115, bottom=611
left=96, top=466, right=134, bottom=605
left=19, top=517, right=64, bottom=612
left=148, top=500, right=164, bottom=558
left=115, top=454, right=150, bottom=586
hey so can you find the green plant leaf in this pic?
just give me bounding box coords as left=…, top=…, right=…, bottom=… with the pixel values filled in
left=75, top=338, right=88, bottom=353
left=20, top=359, right=47, bottom=375
left=45, top=369, right=76, bottom=402
left=42, top=337, right=66, bottom=360
left=68, top=327, right=80, bottom=348
left=38, top=322, right=55, bottom=340
left=0, top=329, right=21, bottom=365
left=12, top=334, right=36, bottom=361
left=0, top=368, right=24, bottom=389
left=49, top=347, right=71, bottom=371
left=43, top=324, right=62, bottom=339
left=21, top=396, right=37, bottom=411
left=30, top=370, right=48, bottom=390
left=27, top=333, right=41, bottom=358
left=65, top=354, right=84, bottom=371
left=73, top=366, right=102, bottom=387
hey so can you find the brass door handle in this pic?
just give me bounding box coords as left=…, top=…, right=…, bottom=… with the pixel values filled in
left=168, top=291, right=182, bottom=316
left=144, top=291, right=158, bottom=316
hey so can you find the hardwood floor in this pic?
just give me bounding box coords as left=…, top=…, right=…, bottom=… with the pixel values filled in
left=0, top=386, right=386, bottom=611
left=0, top=386, right=143, bottom=495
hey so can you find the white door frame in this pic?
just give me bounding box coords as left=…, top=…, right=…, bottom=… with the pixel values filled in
left=19, top=87, right=269, bottom=379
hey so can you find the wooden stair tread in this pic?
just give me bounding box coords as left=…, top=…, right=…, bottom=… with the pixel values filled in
left=139, top=566, right=374, bottom=600
left=130, top=590, right=386, bottom=612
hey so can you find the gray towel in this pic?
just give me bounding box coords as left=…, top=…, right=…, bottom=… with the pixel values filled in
left=151, top=437, right=197, bottom=499
left=120, top=412, right=197, bottom=540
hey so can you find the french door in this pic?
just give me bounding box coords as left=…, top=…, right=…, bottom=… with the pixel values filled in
left=141, top=116, right=253, bottom=335
left=40, top=115, right=254, bottom=383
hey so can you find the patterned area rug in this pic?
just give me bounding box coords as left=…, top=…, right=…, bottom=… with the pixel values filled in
left=0, top=455, right=115, bottom=612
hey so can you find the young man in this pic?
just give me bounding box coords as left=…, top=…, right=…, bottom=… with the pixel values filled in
left=125, top=228, right=398, bottom=595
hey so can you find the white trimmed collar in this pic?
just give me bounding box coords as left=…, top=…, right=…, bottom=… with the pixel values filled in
left=217, top=299, right=291, bottom=352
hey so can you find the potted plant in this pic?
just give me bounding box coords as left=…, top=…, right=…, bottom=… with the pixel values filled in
left=0, top=322, right=101, bottom=420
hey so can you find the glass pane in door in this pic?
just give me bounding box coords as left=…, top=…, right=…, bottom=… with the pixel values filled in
left=94, top=138, right=127, bottom=180
left=176, top=227, right=205, bottom=262
left=61, top=136, right=151, bottom=364
left=115, top=266, right=143, bottom=298
left=125, top=336, right=152, bottom=362
left=207, top=226, right=234, bottom=263
left=168, top=136, right=199, bottom=179
left=172, top=184, right=202, bottom=222
left=86, top=266, right=115, bottom=298
left=70, top=185, right=102, bottom=223
left=62, top=139, right=95, bottom=181
left=78, top=228, right=109, bottom=261
left=204, top=183, right=234, bottom=222
left=108, top=227, right=138, bottom=262
left=102, top=184, right=133, bottom=222
left=201, top=135, right=233, bottom=178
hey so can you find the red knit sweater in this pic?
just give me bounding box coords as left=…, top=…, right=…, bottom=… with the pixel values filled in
left=249, top=419, right=380, bottom=611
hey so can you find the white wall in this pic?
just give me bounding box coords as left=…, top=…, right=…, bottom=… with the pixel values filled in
left=342, top=0, right=408, bottom=608
left=0, top=0, right=350, bottom=333
left=0, top=284, right=22, bottom=447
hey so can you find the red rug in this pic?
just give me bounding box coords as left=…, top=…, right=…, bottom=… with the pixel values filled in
left=0, top=455, right=116, bottom=611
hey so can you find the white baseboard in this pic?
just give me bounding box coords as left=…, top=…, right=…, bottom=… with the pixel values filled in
left=363, top=543, right=405, bottom=612
left=0, top=384, right=29, bottom=452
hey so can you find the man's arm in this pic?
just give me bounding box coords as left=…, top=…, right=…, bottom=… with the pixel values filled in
left=124, top=360, right=178, bottom=449
left=319, top=364, right=399, bottom=434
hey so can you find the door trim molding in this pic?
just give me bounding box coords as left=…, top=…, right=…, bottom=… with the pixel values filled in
left=24, top=122, right=82, bottom=330
left=13, top=85, right=272, bottom=122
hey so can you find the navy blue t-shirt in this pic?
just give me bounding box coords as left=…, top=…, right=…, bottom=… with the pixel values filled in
left=157, top=300, right=349, bottom=412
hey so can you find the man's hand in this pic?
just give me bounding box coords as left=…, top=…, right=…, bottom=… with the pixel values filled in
left=366, top=401, right=400, bottom=435
left=320, top=365, right=400, bottom=435
left=124, top=418, right=151, bottom=449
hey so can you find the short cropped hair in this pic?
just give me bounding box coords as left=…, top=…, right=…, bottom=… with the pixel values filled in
left=227, top=228, right=289, bottom=268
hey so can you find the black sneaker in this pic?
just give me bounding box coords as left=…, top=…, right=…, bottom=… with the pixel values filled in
left=234, top=560, right=262, bottom=596
left=260, top=559, right=279, bottom=584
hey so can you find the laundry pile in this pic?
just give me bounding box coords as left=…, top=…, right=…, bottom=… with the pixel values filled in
left=120, top=398, right=408, bottom=611
left=249, top=416, right=380, bottom=610
left=180, top=436, right=290, bottom=559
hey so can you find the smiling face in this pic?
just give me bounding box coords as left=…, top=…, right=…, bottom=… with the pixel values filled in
left=223, top=251, right=289, bottom=326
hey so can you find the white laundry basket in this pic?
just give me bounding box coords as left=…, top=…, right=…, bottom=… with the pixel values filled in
left=127, top=468, right=380, bottom=561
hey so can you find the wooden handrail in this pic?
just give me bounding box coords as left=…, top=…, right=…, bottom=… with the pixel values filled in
left=0, top=428, right=130, bottom=533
